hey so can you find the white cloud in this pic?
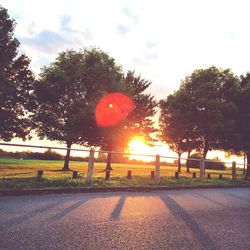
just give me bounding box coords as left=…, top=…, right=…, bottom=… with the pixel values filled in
left=2, top=0, right=250, bottom=160
left=2, top=0, right=250, bottom=98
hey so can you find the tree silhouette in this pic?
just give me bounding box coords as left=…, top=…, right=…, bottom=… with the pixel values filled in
left=227, top=73, right=250, bottom=178
left=93, top=71, right=157, bottom=170
left=179, top=66, right=238, bottom=159
left=159, top=92, right=201, bottom=172
left=33, top=48, right=122, bottom=171
left=0, top=6, right=34, bottom=141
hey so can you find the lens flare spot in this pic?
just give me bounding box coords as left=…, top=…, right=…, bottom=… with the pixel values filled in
left=95, top=93, right=134, bottom=127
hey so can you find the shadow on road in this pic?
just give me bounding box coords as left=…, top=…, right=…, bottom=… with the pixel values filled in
left=160, top=194, right=219, bottom=250
left=195, top=194, right=226, bottom=207
left=110, top=195, right=126, bottom=220
left=5, top=199, right=66, bottom=227
left=49, top=199, right=89, bottom=221
left=222, top=190, right=250, bottom=202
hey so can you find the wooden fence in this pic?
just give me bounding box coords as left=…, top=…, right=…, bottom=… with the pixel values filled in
left=0, top=142, right=248, bottom=184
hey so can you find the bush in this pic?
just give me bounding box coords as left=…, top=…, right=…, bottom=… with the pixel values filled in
left=39, top=149, right=63, bottom=160
left=187, top=153, right=226, bottom=170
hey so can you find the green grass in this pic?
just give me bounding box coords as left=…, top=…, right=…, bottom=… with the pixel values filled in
left=0, top=158, right=249, bottom=191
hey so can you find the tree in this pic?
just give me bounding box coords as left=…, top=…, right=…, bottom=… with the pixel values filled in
left=0, top=6, right=34, bottom=141
left=33, top=48, right=122, bottom=171
left=179, top=66, right=239, bottom=159
left=227, top=73, right=250, bottom=178
left=160, top=66, right=239, bottom=174
left=159, top=92, right=201, bottom=172
left=94, top=71, right=158, bottom=170
left=97, top=71, right=157, bottom=148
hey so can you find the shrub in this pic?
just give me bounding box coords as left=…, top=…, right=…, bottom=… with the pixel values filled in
left=187, top=153, right=226, bottom=170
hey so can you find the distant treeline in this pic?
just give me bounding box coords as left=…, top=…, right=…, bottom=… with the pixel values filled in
left=0, top=149, right=88, bottom=161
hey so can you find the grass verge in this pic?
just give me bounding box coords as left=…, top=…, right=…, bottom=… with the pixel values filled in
left=0, top=175, right=249, bottom=192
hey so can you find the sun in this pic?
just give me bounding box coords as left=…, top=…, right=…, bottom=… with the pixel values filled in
left=128, top=136, right=152, bottom=161
left=129, top=139, right=146, bottom=152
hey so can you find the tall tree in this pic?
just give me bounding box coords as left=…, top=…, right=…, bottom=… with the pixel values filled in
left=92, top=71, right=157, bottom=170
left=159, top=92, right=201, bottom=172
left=0, top=6, right=34, bottom=141
left=33, top=48, right=122, bottom=171
left=179, top=66, right=239, bottom=159
left=96, top=71, right=157, bottom=151
left=227, top=73, right=250, bottom=178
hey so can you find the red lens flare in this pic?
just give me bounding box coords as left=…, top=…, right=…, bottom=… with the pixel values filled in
left=95, top=93, right=134, bottom=127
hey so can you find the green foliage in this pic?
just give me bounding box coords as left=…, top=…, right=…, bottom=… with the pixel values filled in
left=96, top=70, right=157, bottom=152
left=125, top=71, right=157, bottom=143
left=33, top=48, right=124, bottom=170
left=33, top=49, right=157, bottom=169
left=159, top=86, right=201, bottom=172
left=0, top=6, right=35, bottom=141
left=227, top=73, right=250, bottom=176
left=159, top=91, right=201, bottom=154
left=34, top=48, right=120, bottom=147
left=160, top=66, right=239, bottom=160
left=179, top=66, right=239, bottom=158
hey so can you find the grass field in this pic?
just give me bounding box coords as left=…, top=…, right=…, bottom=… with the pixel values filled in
left=0, top=158, right=249, bottom=190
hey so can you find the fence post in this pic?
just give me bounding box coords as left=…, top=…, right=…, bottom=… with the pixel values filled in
left=127, top=170, right=132, bottom=179
left=155, top=154, right=160, bottom=183
left=232, top=161, right=237, bottom=181
left=106, top=152, right=113, bottom=171
left=86, top=148, right=95, bottom=185
left=37, top=170, right=43, bottom=179
left=151, top=171, right=155, bottom=179
left=72, top=171, right=78, bottom=179
left=243, top=153, right=246, bottom=175
left=200, top=158, right=205, bottom=182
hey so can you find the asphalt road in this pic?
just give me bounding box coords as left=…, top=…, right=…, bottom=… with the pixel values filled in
left=0, top=188, right=250, bottom=250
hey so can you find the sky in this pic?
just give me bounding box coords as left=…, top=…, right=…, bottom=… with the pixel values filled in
left=1, top=0, right=250, bottom=164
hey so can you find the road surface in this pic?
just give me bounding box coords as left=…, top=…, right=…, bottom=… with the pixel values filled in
left=0, top=188, right=250, bottom=250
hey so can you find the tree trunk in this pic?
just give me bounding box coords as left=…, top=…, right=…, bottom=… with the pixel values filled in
left=177, top=152, right=182, bottom=173
left=105, top=152, right=113, bottom=171
left=62, top=142, right=72, bottom=171
left=203, top=139, right=209, bottom=159
left=245, top=152, right=250, bottom=179
left=186, top=149, right=191, bottom=173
